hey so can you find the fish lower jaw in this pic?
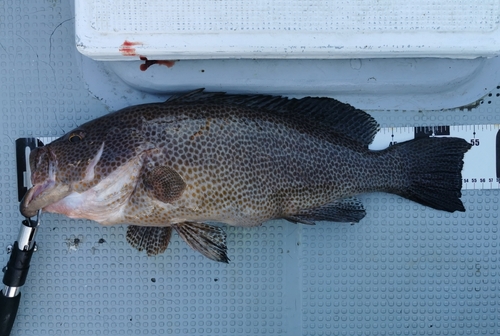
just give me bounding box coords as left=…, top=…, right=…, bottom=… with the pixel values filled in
left=20, top=179, right=61, bottom=218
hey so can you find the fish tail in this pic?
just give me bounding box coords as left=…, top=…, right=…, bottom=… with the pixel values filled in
left=388, top=137, right=472, bottom=212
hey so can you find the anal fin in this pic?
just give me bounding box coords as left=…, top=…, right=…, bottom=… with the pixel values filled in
left=287, top=197, right=366, bottom=224
left=283, top=216, right=315, bottom=225
left=174, top=222, right=229, bottom=263
left=126, top=225, right=173, bottom=256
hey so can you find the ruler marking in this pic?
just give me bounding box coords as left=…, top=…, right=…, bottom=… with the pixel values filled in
left=370, top=124, right=499, bottom=190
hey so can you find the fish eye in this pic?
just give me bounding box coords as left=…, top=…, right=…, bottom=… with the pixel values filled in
left=69, top=131, right=85, bottom=143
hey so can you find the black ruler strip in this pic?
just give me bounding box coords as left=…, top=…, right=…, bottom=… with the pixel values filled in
left=15, top=138, right=44, bottom=202
left=496, top=130, right=500, bottom=179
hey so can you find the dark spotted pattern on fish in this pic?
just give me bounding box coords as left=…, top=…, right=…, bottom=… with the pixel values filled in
left=20, top=89, right=471, bottom=262
left=120, top=105, right=390, bottom=227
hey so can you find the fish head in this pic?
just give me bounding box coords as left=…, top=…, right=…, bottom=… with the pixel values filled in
left=20, top=114, right=153, bottom=218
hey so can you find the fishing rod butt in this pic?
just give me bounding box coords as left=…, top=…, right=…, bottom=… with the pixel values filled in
left=0, top=290, right=21, bottom=336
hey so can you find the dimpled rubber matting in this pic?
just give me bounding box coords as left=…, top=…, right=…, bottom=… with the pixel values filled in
left=1, top=1, right=500, bottom=336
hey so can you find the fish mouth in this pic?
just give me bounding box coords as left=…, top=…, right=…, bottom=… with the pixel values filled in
left=20, top=182, right=56, bottom=217
left=20, top=148, right=71, bottom=218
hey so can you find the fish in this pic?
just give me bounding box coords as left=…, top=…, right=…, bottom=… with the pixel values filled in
left=20, top=89, right=472, bottom=263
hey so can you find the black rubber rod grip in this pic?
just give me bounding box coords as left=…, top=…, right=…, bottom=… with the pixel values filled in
left=0, top=291, right=21, bottom=336
left=2, top=242, right=35, bottom=288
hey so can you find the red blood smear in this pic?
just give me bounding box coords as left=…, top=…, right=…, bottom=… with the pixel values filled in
left=139, top=56, right=176, bottom=71
left=119, top=40, right=143, bottom=56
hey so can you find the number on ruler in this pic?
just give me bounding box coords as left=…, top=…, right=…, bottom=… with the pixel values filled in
left=470, top=138, right=480, bottom=146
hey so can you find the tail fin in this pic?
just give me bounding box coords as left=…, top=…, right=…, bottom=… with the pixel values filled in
left=391, top=137, right=471, bottom=212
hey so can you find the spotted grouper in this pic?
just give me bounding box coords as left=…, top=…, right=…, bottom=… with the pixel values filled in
left=20, top=89, right=471, bottom=262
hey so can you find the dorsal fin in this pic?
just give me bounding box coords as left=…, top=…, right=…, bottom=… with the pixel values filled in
left=166, top=89, right=379, bottom=145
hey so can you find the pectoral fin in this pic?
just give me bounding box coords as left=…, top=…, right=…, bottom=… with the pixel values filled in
left=143, top=166, right=186, bottom=203
left=174, top=222, right=229, bottom=263
left=126, top=225, right=173, bottom=256
left=286, top=197, right=366, bottom=224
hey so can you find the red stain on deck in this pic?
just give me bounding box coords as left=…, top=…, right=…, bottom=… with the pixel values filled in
left=119, top=40, right=143, bottom=56
left=139, top=56, right=176, bottom=71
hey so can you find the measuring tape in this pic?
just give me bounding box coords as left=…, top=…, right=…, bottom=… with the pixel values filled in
left=39, top=126, right=498, bottom=191
left=369, top=125, right=500, bottom=190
